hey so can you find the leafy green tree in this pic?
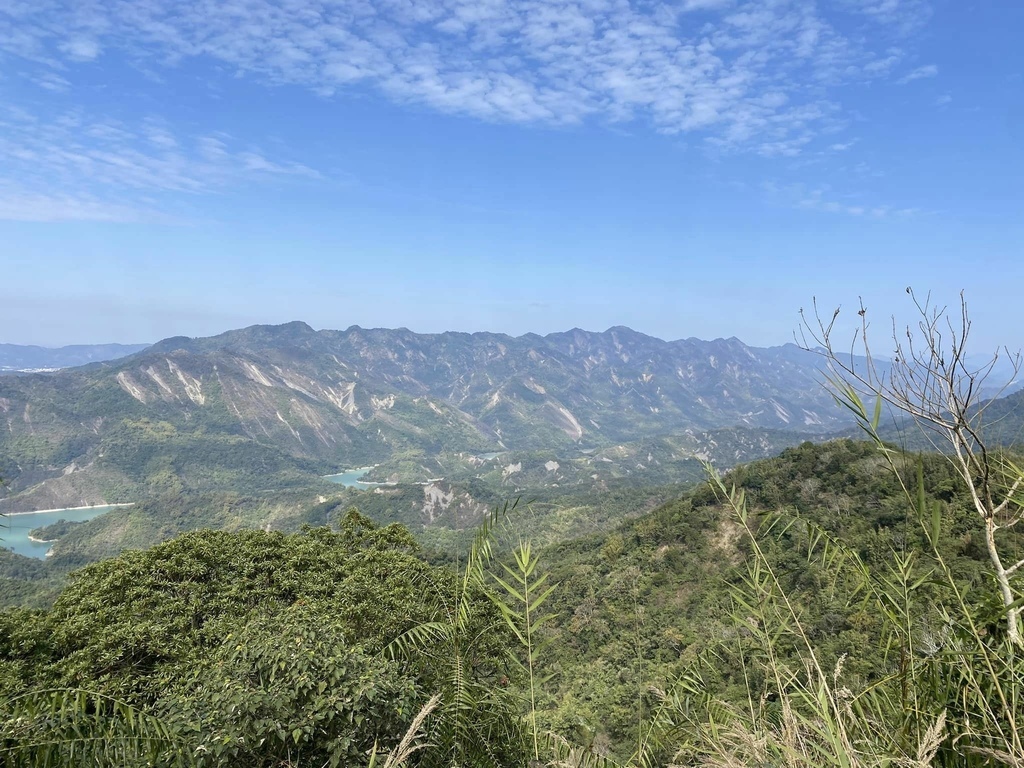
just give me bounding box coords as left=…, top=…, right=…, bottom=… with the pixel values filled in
left=2, top=513, right=526, bottom=767
left=164, top=606, right=418, bottom=768
left=37, top=517, right=427, bottom=699
left=388, top=504, right=527, bottom=768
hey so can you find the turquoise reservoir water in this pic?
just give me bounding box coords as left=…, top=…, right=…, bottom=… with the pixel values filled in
left=324, top=467, right=375, bottom=488
left=2, top=505, right=126, bottom=559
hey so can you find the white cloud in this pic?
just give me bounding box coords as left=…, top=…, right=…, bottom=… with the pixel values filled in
left=33, top=71, right=71, bottom=91
left=0, top=0, right=937, bottom=221
left=935, top=93, right=952, bottom=106
left=0, top=0, right=933, bottom=154
left=59, top=37, right=102, bottom=61
left=897, top=64, right=938, bottom=84
left=837, top=0, right=932, bottom=32
left=0, top=109, right=318, bottom=222
left=763, top=180, right=920, bottom=218
left=798, top=191, right=919, bottom=218
left=0, top=191, right=151, bottom=223
left=863, top=52, right=902, bottom=75
left=680, top=0, right=733, bottom=11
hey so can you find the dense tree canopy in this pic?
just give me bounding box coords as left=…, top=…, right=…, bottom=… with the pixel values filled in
left=1, top=511, right=524, bottom=767
left=4, top=440, right=1024, bottom=767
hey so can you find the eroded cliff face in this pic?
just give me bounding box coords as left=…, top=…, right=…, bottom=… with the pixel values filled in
left=0, top=322, right=848, bottom=510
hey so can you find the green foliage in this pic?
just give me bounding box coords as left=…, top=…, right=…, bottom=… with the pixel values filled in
left=165, top=606, right=418, bottom=768
left=1, top=688, right=190, bottom=768
left=387, top=503, right=528, bottom=768
left=96, top=418, right=328, bottom=493
left=5, top=437, right=1024, bottom=766
left=28, top=518, right=85, bottom=541
left=37, top=520, right=425, bottom=699
left=653, top=459, right=1024, bottom=767
left=525, top=438, right=1024, bottom=763
left=491, top=539, right=559, bottom=761
left=1, top=516, right=525, bottom=767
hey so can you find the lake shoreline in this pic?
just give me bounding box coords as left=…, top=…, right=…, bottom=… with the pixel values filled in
left=322, top=465, right=376, bottom=478
left=323, top=466, right=382, bottom=488
left=3, top=502, right=134, bottom=517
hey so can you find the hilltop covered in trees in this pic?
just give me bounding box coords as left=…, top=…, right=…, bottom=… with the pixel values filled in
left=4, top=438, right=1024, bottom=765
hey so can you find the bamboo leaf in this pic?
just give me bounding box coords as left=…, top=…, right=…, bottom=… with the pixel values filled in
left=871, top=391, right=883, bottom=431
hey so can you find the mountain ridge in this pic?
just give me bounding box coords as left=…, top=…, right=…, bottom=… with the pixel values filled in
left=0, top=322, right=861, bottom=512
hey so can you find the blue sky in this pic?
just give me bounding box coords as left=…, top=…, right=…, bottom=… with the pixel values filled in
left=1, top=0, right=1021, bottom=350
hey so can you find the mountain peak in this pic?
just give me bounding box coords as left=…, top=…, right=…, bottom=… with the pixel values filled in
left=604, top=325, right=647, bottom=335
left=241, top=320, right=316, bottom=337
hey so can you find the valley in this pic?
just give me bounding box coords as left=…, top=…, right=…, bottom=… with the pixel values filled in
left=0, top=322, right=848, bottom=516
left=0, top=322, right=855, bottom=580
left=4, top=320, right=1022, bottom=579
left=1, top=504, right=129, bottom=559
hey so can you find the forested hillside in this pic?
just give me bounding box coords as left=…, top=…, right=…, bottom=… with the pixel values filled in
left=5, top=300, right=1024, bottom=767
left=5, top=438, right=1024, bottom=766
left=0, top=323, right=849, bottom=512
left=538, top=439, right=1015, bottom=757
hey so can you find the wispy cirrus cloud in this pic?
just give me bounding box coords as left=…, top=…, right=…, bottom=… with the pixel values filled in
left=897, top=64, right=939, bottom=84
left=0, top=0, right=937, bottom=223
left=0, top=107, right=317, bottom=222
left=1, top=0, right=931, bottom=154
left=0, top=189, right=156, bottom=223
left=680, top=0, right=733, bottom=11
left=798, top=192, right=920, bottom=218
left=837, top=0, right=932, bottom=31
left=763, top=180, right=922, bottom=218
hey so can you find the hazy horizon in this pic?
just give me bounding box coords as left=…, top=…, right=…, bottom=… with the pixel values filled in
left=4, top=302, right=1023, bottom=357
left=2, top=319, right=813, bottom=349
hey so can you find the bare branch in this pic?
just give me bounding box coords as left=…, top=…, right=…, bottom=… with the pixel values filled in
left=991, top=477, right=1023, bottom=519
left=798, top=289, right=1024, bottom=645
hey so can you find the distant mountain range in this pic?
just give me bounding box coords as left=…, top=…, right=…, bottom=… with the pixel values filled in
left=0, top=343, right=150, bottom=373
left=0, top=321, right=862, bottom=512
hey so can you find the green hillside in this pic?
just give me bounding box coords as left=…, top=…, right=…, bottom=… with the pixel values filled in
left=5, top=438, right=1024, bottom=766
left=536, top=439, right=1014, bottom=758
left=0, top=323, right=854, bottom=513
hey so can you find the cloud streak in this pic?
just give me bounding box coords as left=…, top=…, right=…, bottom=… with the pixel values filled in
left=762, top=180, right=921, bottom=218
left=0, top=108, right=317, bottom=222
left=2, top=0, right=932, bottom=155
left=0, top=190, right=154, bottom=223
left=897, top=64, right=938, bottom=84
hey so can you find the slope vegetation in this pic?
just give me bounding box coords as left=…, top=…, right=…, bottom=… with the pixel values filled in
left=0, top=322, right=848, bottom=511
